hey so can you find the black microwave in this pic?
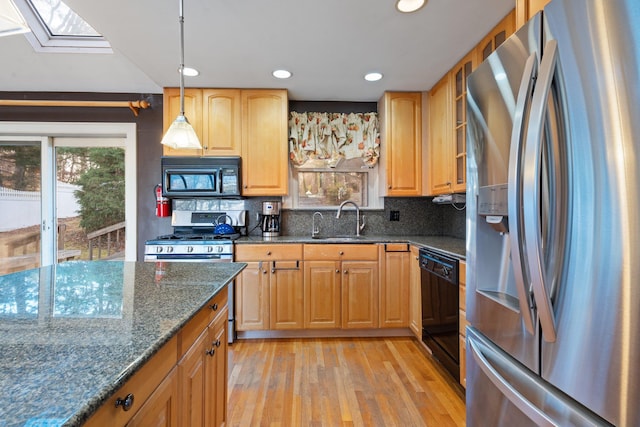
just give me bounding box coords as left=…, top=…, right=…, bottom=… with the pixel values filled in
left=161, top=156, right=241, bottom=198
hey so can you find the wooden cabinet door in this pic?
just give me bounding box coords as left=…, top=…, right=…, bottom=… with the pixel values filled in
left=477, top=11, right=515, bottom=63
left=304, top=260, right=341, bottom=329
left=235, top=261, right=270, bottom=330
left=241, top=89, right=289, bottom=196
left=380, top=92, right=422, bottom=196
left=341, top=261, right=378, bottom=329
left=451, top=51, right=475, bottom=193
left=207, top=308, right=228, bottom=427
left=428, top=74, right=453, bottom=195
left=516, top=0, right=548, bottom=28
left=409, top=246, right=422, bottom=338
left=202, top=89, right=241, bottom=156
left=126, top=367, right=179, bottom=427
left=162, top=88, right=203, bottom=156
left=178, top=329, right=208, bottom=426
left=380, top=245, right=410, bottom=328
left=269, top=260, right=304, bottom=329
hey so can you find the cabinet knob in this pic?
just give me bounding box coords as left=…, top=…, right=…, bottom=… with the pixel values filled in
left=214, top=339, right=221, bottom=348
left=210, top=303, right=218, bottom=311
left=244, top=185, right=248, bottom=189
left=388, top=185, right=392, bottom=189
left=415, top=256, right=419, bottom=260
left=343, top=270, right=348, bottom=274
left=266, top=251, right=272, bottom=256
left=262, top=269, right=267, bottom=274
left=115, top=394, right=135, bottom=412
left=339, top=251, right=344, bottom=255
left=206, top=348, right=216, bottom=356
left=336, top=269, right=340, bottom=273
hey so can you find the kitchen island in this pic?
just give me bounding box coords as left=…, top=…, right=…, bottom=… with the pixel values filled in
left=0, top=260, right=245, bottom=427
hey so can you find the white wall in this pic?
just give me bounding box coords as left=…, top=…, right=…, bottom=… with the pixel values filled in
left=0, top=182, right=80, bottom=232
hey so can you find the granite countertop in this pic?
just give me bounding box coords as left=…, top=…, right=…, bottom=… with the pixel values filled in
left=0, top=260, right=246, bottom=427
left=236, top=235, right=466, bottom=259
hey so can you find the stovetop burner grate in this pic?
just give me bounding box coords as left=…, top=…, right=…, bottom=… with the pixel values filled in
left=154, top=232, right=240, bottom=242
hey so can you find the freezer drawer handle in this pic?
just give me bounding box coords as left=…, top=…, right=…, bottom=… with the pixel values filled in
left=468, top=336, right=556, bottom=427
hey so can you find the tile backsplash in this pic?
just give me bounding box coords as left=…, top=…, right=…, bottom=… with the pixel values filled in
left=243, top=197, right=466, bottom=239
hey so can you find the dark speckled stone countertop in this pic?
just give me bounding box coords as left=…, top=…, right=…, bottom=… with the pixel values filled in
left=236, top=235, right=466, bottom=259
left=0, top=261, right=245, bottom=427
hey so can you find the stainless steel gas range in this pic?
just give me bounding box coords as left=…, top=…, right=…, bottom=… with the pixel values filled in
left=144, top=201, right=247, bottom=344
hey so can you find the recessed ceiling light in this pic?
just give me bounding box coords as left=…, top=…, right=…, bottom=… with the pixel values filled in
left=181, top=67, right=199, bottom=77
left=364, top=72, right=383, bottom=82
left=273, top=69, right=292, bottom=79
left=396, top=0, right=426, bottom=13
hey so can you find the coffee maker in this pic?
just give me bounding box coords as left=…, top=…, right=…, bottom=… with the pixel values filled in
left=260, top=201, right=281, bottom=238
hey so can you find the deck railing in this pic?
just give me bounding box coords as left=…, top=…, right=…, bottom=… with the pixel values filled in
left=87, top=222, right=126, bottom=260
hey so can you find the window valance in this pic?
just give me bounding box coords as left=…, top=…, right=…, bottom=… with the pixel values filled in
left=288, top=111, right=380, bottom=168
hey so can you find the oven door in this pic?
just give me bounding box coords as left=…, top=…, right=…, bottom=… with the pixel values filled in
left=421, top=261, right=459, bottom=381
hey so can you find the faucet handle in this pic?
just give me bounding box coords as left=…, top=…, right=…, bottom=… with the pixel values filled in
left=360, top=215, right=366, bottom=231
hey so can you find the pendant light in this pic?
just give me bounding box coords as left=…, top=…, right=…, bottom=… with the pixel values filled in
left=161, top=0, right=202, bottom=150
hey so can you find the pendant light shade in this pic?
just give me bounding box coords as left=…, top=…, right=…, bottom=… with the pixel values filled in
left=161, top=0, right=201, bottom=150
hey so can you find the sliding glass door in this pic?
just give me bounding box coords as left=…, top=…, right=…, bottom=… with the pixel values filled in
left=0, top=122, right=137, bottom=274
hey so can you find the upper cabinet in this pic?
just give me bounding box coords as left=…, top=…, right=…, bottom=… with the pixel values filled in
left=426, top=9, right=515, bottom=196
left=378, top=92, right=423, bottom=196
left=516, top=0, right=550, bottom=28
left=477, top=11, right=516, bottom=63
left=428, top=74, right=453, bottom=195
left=163, top=88, right=289, bottom=196
left=241, top=89, right=289, bottom=196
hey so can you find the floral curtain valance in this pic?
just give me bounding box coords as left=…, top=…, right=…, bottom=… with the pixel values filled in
left=289, top=111, right=380, bottom=168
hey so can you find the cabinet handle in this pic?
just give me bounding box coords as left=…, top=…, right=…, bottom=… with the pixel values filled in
left=336, top=269, right=340, bottom=273
left=206, top=348, right=216, bottom=356
left=415, top=256, right=419, bottom=260
left=339, top=251, right=344, bottom=255
left=210, top=303, right=218, bottom=311
left=266, top=251, right=272, bottom=256
left=115, top=394, right=134, bottom=412
left=214, top=339, right=221, bottom=348
left=343, top=270, right=348, bottom=274
left=388, top=185, right=392, bottom=189
left=262, top=269, right=267, bottom=274
left=244, top=184, right=248, bottom=189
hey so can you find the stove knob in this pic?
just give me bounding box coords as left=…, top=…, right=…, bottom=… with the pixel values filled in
left=166, top=247, right=174, bottom=253
left=216, top=246, right=224, bottom=253
left=156, top=247, right=163, bottom=253
left=187, top=246, right=194, bottom=253
left=207, top=246, right=214, bottom=253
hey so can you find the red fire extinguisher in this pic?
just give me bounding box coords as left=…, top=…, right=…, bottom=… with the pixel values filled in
left=155, top=184, right=171, bottom=217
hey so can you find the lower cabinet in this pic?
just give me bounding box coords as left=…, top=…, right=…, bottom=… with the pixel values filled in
left=459, top=260, right=468, bottom=388
left=85, top=288, right=229, bottom=427
left=235, top=244, right=304, bottom=331
left=409, top=245, right=422, bottom=338
left=379, top=244, right=411, bottom=328
left=304, top=244, right=379, bottom=330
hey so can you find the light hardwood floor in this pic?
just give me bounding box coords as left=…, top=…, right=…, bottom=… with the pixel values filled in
left=227, top=337, right=465, bottom=426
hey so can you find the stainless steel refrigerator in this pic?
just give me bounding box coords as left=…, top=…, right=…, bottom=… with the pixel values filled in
left=466, top=0, right=640, bottom=425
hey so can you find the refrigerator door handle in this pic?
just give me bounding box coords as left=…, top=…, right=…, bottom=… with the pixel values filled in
left=507, top=53, right=538, bottom=335
left=523, top=40, right=559, bottom=342
left=468, top=333, right=557, bottom=427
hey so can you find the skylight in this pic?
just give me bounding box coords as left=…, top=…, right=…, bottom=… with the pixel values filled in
left=13, top=0, right=112, bottom=53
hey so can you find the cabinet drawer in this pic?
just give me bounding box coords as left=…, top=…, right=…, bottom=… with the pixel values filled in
left=179, top=287, right=228, bottom=356
left=235, top=244, right=303, bottom=261
left=85, top=335, right=178, bottom=427
left=304, top=244, right=378, bottom=261
left=384, top=243, right=410, bottom=252
left=459, top=261, right=466, bottom=286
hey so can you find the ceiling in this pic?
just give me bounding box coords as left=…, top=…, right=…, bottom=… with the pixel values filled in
left=0, top=0, right=514, bottom=102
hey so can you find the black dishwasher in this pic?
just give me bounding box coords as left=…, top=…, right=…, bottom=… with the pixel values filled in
left=419, top=247, right=459, bottom=382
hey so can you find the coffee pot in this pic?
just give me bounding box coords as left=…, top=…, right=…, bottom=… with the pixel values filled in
left=260, top=201, right=281, bottom=238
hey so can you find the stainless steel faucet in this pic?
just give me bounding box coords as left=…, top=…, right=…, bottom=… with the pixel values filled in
left=336, top=200, right=366, bottom=236
left=312, top=211, right=323, bottom=238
